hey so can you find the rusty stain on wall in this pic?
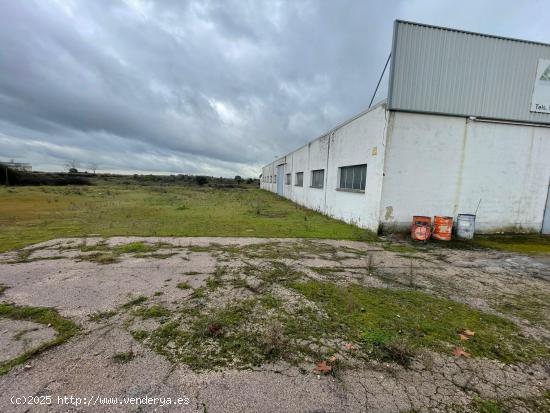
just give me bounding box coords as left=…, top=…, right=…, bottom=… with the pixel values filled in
left=385, top=206, right=394, bottom=221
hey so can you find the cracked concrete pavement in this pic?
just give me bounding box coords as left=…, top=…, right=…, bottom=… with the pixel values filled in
left=0, top=237, right=549, bottom=412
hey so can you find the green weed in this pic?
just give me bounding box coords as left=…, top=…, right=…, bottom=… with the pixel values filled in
left=122, top=296, right=148, bottom=308
left=88, top=310, right=117, bottom=322
left=176, top=282, right=192, bottom=290
left=0, top=304, right=79, bottom=375
left=135, top=305, right=171, bottom=319
left=290, top=280, right=549, bottom=364
left=112, top=351, right=135, bottom=364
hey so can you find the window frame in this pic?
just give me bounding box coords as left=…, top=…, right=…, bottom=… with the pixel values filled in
left=295, top=172, right=304, bottom=187
left=337, top=164, right=367, bottom=193
left=310, top=169, right=325, bottom=189
left=285, top=173, right=291, bottom=185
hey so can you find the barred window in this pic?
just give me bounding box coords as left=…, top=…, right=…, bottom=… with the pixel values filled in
left=339, top=164, right=366, bottom=191
left=311, top=169, right=324, bottom=189
left=295, top=172, right=303, bottom=187
left=285, top=173, right=291, bottom=185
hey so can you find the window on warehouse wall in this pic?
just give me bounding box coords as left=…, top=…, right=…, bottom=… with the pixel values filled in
left=338, top=164, right=366, bottom=192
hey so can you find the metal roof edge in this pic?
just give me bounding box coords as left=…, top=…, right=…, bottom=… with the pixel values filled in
left=394, top=19, right=550, bottom=48
left=262, top=100, right=388, bottom=168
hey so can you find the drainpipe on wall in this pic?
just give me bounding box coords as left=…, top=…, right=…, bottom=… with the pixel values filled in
left=324, top=133, right=333, bottom=211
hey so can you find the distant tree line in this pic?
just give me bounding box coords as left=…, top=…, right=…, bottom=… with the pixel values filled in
left=0, top=163, right=260, bottom=188
left=0, top=165, right=91, bottom=186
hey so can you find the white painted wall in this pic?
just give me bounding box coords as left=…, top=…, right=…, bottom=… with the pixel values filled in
left=380, top=112, right=550, bottom=232
left=324, top=107, right=388, bottom=229
left=261, top=104, right=389, bottom=231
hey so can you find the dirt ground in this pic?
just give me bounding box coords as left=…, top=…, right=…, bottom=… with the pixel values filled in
left=0, top=237, right=549, bottom=412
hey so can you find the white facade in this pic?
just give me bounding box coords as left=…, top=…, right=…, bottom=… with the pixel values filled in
left=261, top=103, right=388, bottom=231
left=261, top=106, right=550, bottom=234
left=261, top=21, right=550, bottom=234
left=380, top=112, right=550, bottom=232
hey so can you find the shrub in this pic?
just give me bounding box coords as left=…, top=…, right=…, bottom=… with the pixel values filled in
left=195, top=176, right=208, bottom=186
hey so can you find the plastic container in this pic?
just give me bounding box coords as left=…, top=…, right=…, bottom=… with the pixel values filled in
left=456, top=214, right=476, bottom=239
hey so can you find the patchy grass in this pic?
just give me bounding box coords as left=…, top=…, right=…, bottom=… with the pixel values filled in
left=191, top=287, right=207, bottom=299
left=76, top=241, right=177, bottom=264
left=0, top=303, right=79, bottom=375
left=78, top=252, right=119, bottom=264
left=244, top=261, right=303, bottom=285
left=0, top=184, right=374, bottom=253
left=206, top=267, right=227, bottom=290
left=135, top=305, right=171, bottom=319
left=290, top=281, right=549, bottom=364
left=148, top=252, right=177, bottom=259
left=15, top=249, right=32, bottom=262
left=131, top=330, right=149, bottom=341
left=471, top=399, right=507, bottom=413
left=0, top=283, right=8, bottom=295
left=112, top=351, right=135, bottom=364
left=451, top=392, right=550, bottom=413
left=122, top=296, right=148, bottom=308
left=6, top=247, right=67, bottom=264
left=128, top=259, right=549, bottom=372
left=220, top=240, right=369, bottom=262
left=431, top=234, right=550, bottom=255
left=188, top=245, right=220, bottom=253
left=88, top=310, right=117, bottom=322
left=114, top=241, right=159, bottom=254
left=145, top=298, right=288, bottom=370
left=494, top=291, right=550, bottom=329
left=473, top=234, right=550, bottom=255
left=176, top=281, right=192, bottom=290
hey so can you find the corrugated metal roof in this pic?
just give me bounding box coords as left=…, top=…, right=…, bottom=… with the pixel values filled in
left=388, top=20, right=550, bottom=124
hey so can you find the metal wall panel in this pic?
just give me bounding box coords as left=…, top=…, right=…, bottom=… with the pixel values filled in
left=388, top=20, right=550, bottom=124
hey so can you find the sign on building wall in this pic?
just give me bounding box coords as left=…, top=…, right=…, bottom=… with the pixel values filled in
left=531, top=59, right=550, bottom=114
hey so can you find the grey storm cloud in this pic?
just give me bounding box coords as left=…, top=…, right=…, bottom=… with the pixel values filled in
left=0, top=0, right=549, bottom=176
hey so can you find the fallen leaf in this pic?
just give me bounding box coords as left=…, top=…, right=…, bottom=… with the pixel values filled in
left=458, top=334, right=469, bottom=341
left=344, top=343, right=357, bottom=351
left=452, top=347, right=471, bottom=358
left=462, top=329, right=475, bottom=337
left=328, top=355, right=337, bottom=363
left=313, top=361, right=332, bottom=375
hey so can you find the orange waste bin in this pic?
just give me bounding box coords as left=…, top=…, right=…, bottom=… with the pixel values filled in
left=411, top=216, right=432, bottom=241
left=432, top=216, right=453, bottom=241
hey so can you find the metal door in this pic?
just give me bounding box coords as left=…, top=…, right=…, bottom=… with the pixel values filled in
left=276, top=165, right=284, bottom=196
left=543, top=182, right=550, bottom=235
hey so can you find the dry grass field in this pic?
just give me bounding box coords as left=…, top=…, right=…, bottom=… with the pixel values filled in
left=0, top=178, right=374, bottom=253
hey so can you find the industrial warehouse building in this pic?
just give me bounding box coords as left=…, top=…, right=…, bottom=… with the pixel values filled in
left=261, top=20, right=550, bottom=235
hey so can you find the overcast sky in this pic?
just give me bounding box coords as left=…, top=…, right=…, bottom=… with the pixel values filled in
left=1, top=1, right=549, bottom=177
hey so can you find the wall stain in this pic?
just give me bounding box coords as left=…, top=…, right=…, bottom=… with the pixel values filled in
left=452, top=120, right=469, bottom=217
left=384, top=206, right=394, bottom=221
